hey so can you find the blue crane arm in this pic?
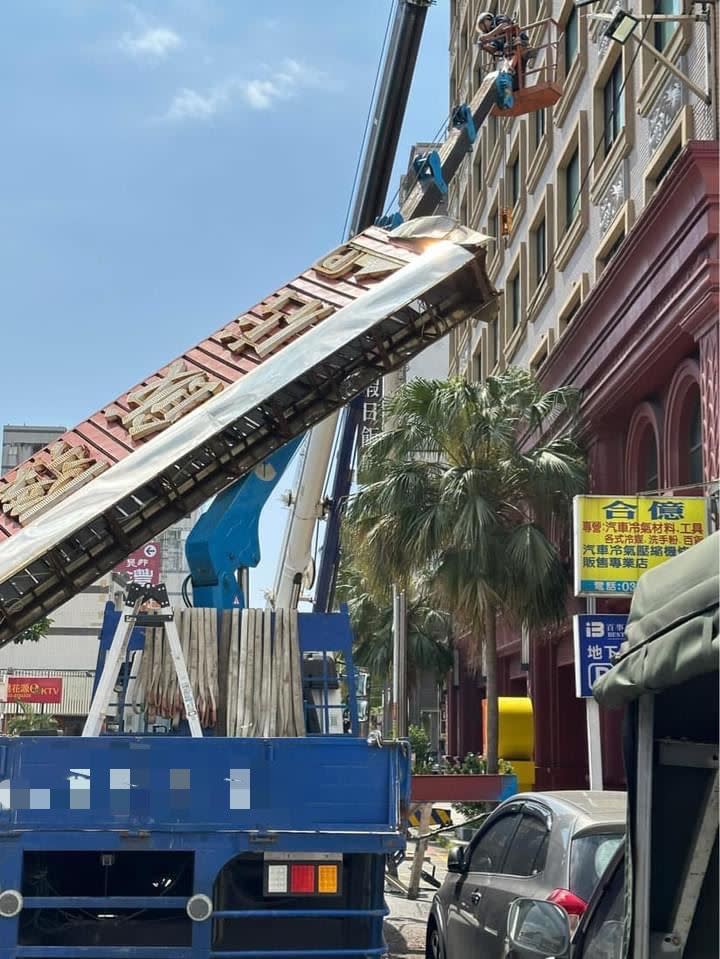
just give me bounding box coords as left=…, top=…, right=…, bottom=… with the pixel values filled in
left=185, top=438, right=302, bottom=609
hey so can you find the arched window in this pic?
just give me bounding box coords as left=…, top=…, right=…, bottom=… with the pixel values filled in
left=688, top=394, right=703, bottom=485
left=625, top=403, right=662, bottom=493
left=664, top=359, right=702, bottom=490
left=641, top=428, right=659, bottom=491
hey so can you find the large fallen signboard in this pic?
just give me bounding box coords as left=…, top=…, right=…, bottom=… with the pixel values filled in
left=573, top=494, right=708, bottom=597
left=0, top=218, right=496, bottom=646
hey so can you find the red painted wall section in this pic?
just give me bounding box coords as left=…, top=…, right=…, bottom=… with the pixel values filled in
left=525, top=141, right=720, bottom=792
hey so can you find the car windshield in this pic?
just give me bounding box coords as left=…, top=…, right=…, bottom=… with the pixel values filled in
left=570, top=833, right=624, bottom=902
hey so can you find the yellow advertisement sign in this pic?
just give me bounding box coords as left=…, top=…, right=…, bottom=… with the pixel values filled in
left=573, top=495, right=708, bottom=597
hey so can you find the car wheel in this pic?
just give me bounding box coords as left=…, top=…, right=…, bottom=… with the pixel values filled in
left=427, top=922, right=445, bottom=959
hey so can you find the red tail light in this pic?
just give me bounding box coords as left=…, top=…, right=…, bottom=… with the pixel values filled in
left=548, top=887, right=588, bottom=922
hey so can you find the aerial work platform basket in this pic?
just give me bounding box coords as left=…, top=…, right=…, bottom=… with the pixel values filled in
left=486, top=17, right=563, bottom=118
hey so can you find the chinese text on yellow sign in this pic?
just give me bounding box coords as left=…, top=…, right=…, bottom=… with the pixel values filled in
left=573, top=495, right=708, bottom=597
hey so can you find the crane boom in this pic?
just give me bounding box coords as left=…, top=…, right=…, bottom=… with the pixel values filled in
left=273, top=0, right=433, bottom=611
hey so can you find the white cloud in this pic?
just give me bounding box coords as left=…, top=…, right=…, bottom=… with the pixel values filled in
left=166, top=85, right=230, bottom=121
left=120, top=26, right=183, bottom=60
left=164, top=59, right=328, bottom=122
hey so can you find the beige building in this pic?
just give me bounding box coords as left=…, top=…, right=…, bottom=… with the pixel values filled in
left=446, top=0, right=717, bottom=380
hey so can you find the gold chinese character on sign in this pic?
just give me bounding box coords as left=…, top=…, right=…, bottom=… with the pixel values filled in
left=314, top=242, right=405, bottom=280
left=106, top=360, right=223, bottom=440
left=218, top=291, right=333, bottom=358
left=0, top=441, right=108, bottom=526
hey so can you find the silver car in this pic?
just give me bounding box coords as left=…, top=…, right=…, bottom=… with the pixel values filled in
left=425, top=790, right=626, bottom=959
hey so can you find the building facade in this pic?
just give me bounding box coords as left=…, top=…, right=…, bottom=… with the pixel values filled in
left=1, top=424, right=66, bottom=473
left=445, top=1, right=719, bottom=786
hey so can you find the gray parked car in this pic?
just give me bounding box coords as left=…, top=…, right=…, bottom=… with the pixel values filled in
left=425, top=790, right=626, bottom=959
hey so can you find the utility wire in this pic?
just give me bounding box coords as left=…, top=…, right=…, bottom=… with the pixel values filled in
left=381, top=111, right=453, bottom=220
left=341, top=1, right=396, bottom=240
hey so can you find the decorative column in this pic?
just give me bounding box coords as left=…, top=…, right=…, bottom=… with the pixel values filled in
left=699, top=323, right=720, bottom=484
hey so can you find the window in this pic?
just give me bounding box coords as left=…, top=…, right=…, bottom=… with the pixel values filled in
left=533, top=218, right=546, bottom=285
left=564, top=5, right=579, bottom=72
left=597, top=226, right=626, bottom=277
left=603, top=60, right=625, bottom=156
left=488, top=204, right=500, bottom=258
left=570, top=833, right=624, bottom=903
left=510, top=272, right=521, bottom=330
left=490, top=318, right=500, bottom=368
left=535, top=108, right=546, bottom=147
left=688, top=395, right=703, bottom=484
left=502, top=813, right=550, bottom=877
left=643, top=430, right=659, bottom=491
left=488, top=115, right=498, bottom=151
left=565, top=148, right=580, bottom=229
left=468, top=811, right=521, bottom=873
left=473, top=351, right=483, bottom=382
left=579, top=853, right=625, bottom=957
left=473, top=148, right=483, bottom=194
left=509, top=156, right=520, bottom=208
left=655, top=142, right=681, bottom=187
left=654, top=0, right=679, bottom=51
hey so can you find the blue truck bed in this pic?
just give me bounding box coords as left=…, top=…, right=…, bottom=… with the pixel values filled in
left=0, top=735, right=410, bottom=958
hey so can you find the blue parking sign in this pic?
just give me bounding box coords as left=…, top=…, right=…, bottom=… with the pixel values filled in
left=573, top=614, right=628, bottom=698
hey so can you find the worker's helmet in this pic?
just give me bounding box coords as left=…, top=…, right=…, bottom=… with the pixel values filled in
left=476, top=12, right=495, bottom=31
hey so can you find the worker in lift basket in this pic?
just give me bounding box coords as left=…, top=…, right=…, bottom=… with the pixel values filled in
left=475, top=11, right=533, bottom=68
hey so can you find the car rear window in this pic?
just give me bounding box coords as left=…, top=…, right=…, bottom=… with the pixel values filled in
left=570, top=833, right=624, bottom=903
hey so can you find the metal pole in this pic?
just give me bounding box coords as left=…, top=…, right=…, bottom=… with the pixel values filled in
left=585, top=597, right=604, bottom=790
left=591, top=11, right=711, bottom=103
left=632, top=30, right=711, bottom=103
left=392, top=586, right=400, bottom=737
left=397, top=589, right=408, bottom=739
left=634, top=693, right=654, bottom=959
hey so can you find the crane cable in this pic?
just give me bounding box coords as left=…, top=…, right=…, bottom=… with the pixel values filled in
left=341, top=1, right=397, bottom=240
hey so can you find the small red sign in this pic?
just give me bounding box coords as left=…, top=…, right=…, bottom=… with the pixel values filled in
left=115, top=541, right=162, bottom=586
left=7, top=677, right=63, bottom=704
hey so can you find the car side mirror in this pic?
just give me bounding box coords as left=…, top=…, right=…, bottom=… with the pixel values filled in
left=447, top=845, right=466, bottom=873
left=506, top=899, right=571, bottom=959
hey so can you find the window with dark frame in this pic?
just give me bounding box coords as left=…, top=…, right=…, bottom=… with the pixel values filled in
left=603, top=59, right=625, bottom=156
left=601, top=228, right=625, bottom=269
left=654, top=0, right=679, bottom=52
left=534, top=218, right=546, bottom=285
left=490, top=318, right=499, bottom=368
left=488, top=115, right=498, bottom=150
left=502, top=815, right=550, bottom=877
left=565, top=147, right=580, bottom=229
left=510, top=272, right=521, bottom=330
left=642, top=429, right=659, bottom=491
left=509, top=155, right=520, bottom=207
left=688, top=395, right=703, bottom=484
left=655, top=142, right=682, bottom=187
left=564, top=6, right=579, bottom=73
left=489, top=205, right=499, bottom=256
left=473, top=351, right=483, bottom=382
left=560, top=293, right=581, bottom=333
left=534, top=108, right=546, bottom=147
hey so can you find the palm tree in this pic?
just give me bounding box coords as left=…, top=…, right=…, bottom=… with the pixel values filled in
left=344, top=367, right=586, bottom=773
left=336, top=561, right=453, bottom=689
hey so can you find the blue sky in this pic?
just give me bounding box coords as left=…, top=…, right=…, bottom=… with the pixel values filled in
left=1, top=0, right=449, bottom=604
